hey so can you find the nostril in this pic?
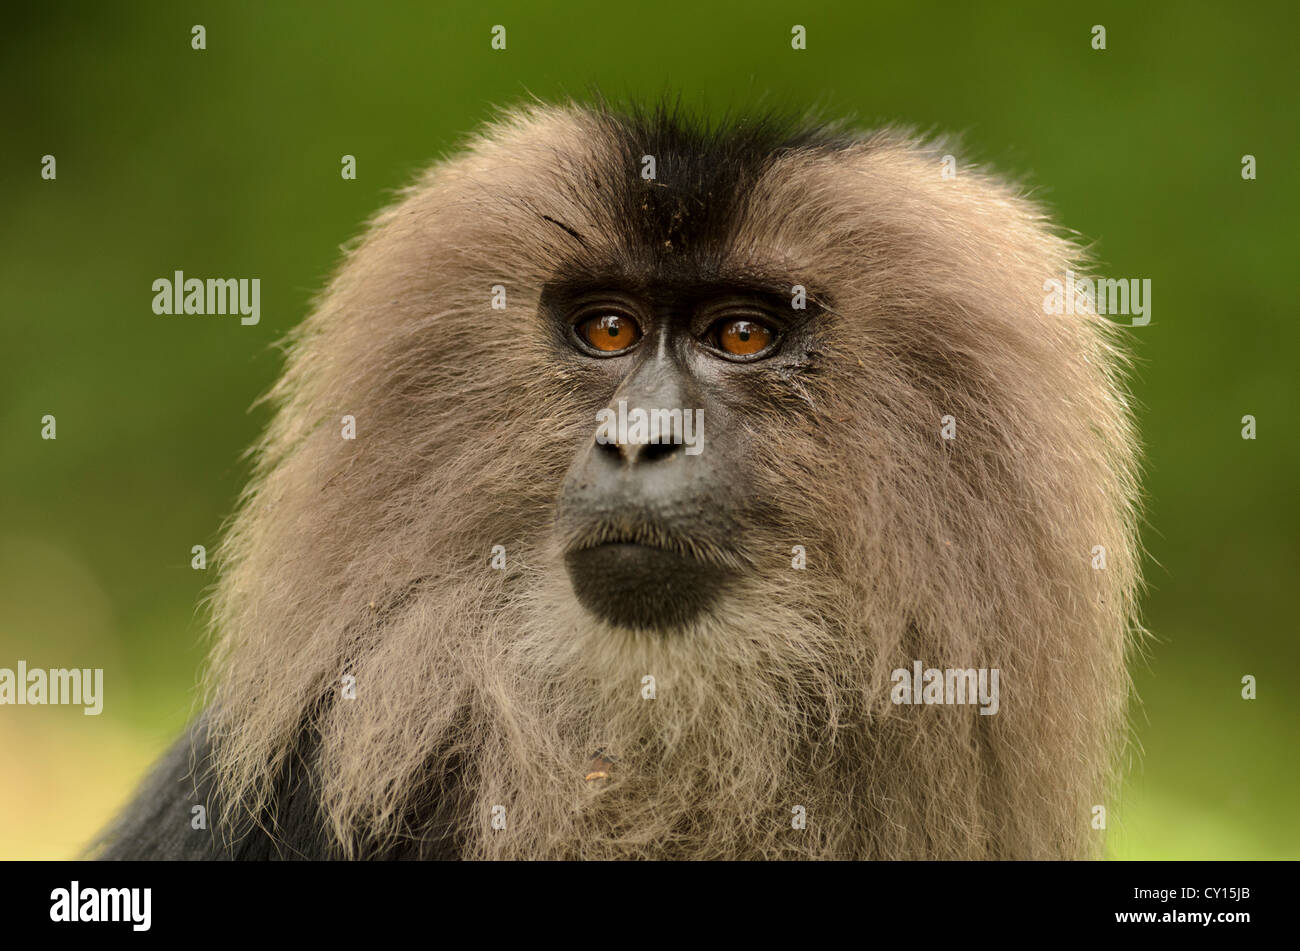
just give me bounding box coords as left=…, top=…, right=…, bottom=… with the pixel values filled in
left=595, top=438, right=623, bottom=462
left=639, top=440, right=680, bottom=462
left=593, top=435, right=683, bottom=465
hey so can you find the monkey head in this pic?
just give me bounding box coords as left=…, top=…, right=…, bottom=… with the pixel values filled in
left=184, top=101, right=1141, bottom=860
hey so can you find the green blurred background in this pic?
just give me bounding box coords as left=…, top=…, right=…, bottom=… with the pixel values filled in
left=2, top=0, right=1296, bottom=859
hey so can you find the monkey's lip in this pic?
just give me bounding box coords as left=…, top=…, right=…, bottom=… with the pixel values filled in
left=563, top=540, right=730, bottom=632
left=564, top=522, right=686, bottom=560
left=573, top=539, right=689, bottom=565
left=572, top=536, right=674, bottom=556
left=581, top=538, right=659, bottom=550
left=562, top=519, right=738, bottom=569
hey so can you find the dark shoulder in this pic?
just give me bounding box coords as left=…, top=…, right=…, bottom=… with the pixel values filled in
left=92, top=717, right=329, bottom=860
left=94, top=715, right=462, bottom=860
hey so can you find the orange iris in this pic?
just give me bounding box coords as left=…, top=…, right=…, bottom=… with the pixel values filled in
left=578, top=314, right=640, bottom=352
left=715, top=319, right=773, bottom=356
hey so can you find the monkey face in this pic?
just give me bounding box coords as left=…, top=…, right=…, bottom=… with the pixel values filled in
left=551, top=281, right=811, bottom=631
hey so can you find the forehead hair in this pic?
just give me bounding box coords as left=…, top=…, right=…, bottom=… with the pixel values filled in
left=503, top=101, right=862, bottom=296
left=593, top=102, right=855, bottom=267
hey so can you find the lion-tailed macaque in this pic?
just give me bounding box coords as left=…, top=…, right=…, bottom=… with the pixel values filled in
left=98, top=101, right=1141, bottom=860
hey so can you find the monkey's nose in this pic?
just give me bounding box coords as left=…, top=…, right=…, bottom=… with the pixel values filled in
left=595, top=434, right=683, bottom=465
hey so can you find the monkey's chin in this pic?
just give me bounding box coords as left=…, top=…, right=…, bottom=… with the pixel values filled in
left=563, top=543, right=727, bottom=632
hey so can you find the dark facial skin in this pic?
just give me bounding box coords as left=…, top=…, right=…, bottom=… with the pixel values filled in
left=546, top=276, right=817, bottom=631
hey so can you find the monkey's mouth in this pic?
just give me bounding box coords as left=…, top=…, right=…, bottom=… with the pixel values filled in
left=562, top=521, right=735, bottom=632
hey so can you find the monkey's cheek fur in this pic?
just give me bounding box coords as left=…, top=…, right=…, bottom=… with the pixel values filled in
left=563, top=542, right=730, bottom=632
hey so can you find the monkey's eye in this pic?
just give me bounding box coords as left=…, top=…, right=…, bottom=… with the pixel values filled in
left=709, top=318, right=776, bottom=358
left=576, top=313, right=642, bottom=354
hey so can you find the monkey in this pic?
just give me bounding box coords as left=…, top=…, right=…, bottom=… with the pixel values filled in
left=96, top=99, right=1142, bottom=860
